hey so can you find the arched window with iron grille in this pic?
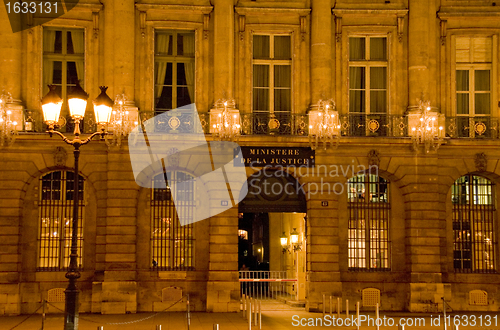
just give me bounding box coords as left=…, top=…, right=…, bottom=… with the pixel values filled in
left=452, top=174, right=496, bottom=273
left=38, top=170, right=84, bottom=271
left=151, top=171, right=195, bottom=270
left=347, top=173, right=390, bottom=271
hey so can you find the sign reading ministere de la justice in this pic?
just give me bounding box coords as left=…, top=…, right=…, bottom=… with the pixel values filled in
left=235, top=146, right=315, bottom=167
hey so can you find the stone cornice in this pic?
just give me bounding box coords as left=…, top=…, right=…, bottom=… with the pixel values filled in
left=438, top=9, right=500, bottom=20
left=235, top=7, right=311, bottom=17
left=332, top=8, right=408, bottom=18
left=135, top=4, right=213, bottom=15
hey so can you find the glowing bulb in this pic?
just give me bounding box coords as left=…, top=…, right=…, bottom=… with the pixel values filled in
left=218, top=113, right=222, bottom=117
left=420, top=117, right=423, bottom=121
left=6, top=110, right=11, bottom=115
left=134, top=121, right=138, bottom=125
left=112, top=110, right=117, bottom=114
left=125, top=111, right=129, bottom=115
left=439, top=126, right=443, bottom=130
left=12, top=121, right=17, bottom=126
left=223, top=101, right=228, bottom=106
left=233, top=114, right=237, bottom=118
left=431, top=117, right=435, bottom=121
left=309, top=125, right=313, bottom=129
left=224, top=123, right=229, bottom=127
left=326, top=105, right=329, bottom=109
left=236, top=124, right=240, bottom=128
left=119, top=101, right=123, bottom=105
left=331, top=114, right=334, bottom=118
left=412, top=127, right=416, bottom=131
left=0, top=118, right=3, bottom=123
left=323, top=124, right=327, bottom=128
left=0, top=99, right=3, bottom=103
left=426, top=106, right=431, bottom=111
left=337, top=125, right=341, bottom=129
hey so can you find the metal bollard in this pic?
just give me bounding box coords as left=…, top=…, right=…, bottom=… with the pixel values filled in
left=97, top=327, right=104, bottom=330
left=248, top=301, right=252, bottom=330
left=242, top=294, right=246, bottom=317
left=398, top=325, right=404, bottom=330
left=346, top=299, right=349, bottom=318
left=259, top=300, right=262, bottom=330
left=356, top=301, right=360, bottom=330
left=156, top=326, right=162, bottom=330
left=376, top=303, right=380, bottom=330
left=41, top=300, right=46, bottom=330
left=187, top=294, right=191, bottom=330
left=329, top=296, right=332, bottom=315
left=213, top=324, right=219, bottom=330
left=254, top=299, right=257, bottom=326
left=337, top=297, right=341, bottom=318
left=322, top=294, right=326, bottom=316
left=454, top=326, right=459, bottom=330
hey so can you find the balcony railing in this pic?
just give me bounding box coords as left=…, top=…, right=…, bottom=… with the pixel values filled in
left=17, top=109, right=500, bottom=140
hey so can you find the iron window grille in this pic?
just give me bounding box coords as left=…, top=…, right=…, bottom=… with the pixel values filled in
left=452, top=174, right=496, bottom=273
left=347, top=173, right=390, bottom=271
left=151, top=171, right=195, bottom=271
left=38, top=171, right=84, bottom=271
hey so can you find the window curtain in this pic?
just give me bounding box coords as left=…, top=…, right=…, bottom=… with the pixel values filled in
left=349, top=67, right=365, bottom=112
left=70, top=30, right=85, bottom=84
left=183, top=33, right=195, bottom=102
left=155, top=34, right=170, bottom=99
left=43, top=30, right=56, bottom=88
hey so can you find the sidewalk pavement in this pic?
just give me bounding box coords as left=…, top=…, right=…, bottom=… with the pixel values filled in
left=2, top=308, right=500, bottom=330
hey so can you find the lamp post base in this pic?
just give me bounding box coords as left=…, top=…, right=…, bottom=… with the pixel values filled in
left=64, top=287, right=79, bottom=330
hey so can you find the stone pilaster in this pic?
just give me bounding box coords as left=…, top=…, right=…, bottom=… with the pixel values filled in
left=310, top=0, right=332, bottom=102
left=213, top=0, right=235, bottom=100
left=206, top=206, right=239, bottom=312
left=103, top=0, right=135, bottom=99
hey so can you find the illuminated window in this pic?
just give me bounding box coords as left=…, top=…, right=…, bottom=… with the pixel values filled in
left=38, top=171, right=84, bottom=271
left=151, top=171, right=195, bottom=270
left=154, top=30, right=195, bottom=114
left=238, top=230, right=248, bottom=240
left=347, top=173, right=390, bottom=270
left=452, top=174, right=495, bottom=273
left=252, top=34, right=292, bottom=134
left=454, top=36, right=492, bottom=137
left=348, top=36, right=388, bottom=136
left=43, top=27, right=85, bottom=132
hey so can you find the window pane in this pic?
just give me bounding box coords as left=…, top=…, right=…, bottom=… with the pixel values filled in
left=274, top=36, right=291, bottom=60
left=456, top=70, right=469, bottom=91
left=349, top=91, right=365, bottom=112
left=274, top=89, right=291, bottom=112
left=67, top=62, right=79, bottom=85
left=52, top=61, right=62, bottom=85
left=156, top=86, right=173, bottom=110
left=349, top=67, right=365, bottom=89
left=349, top=38, right=365, bottom=60
left=475, top=94, right=490, bottom=115
left=177, top=87, right=191, bottom=108
left=456, top=94, right=469, bottom=115
left=253, top=65, right=269, bottom=87
left=475, top=70, right=490, bottom=91
left=54, top=30, right=62, bottom=54
left=177, top=32, right=195, bottom=56
left=253, top=35, right=270, bottom=59
left=370, top=91, right=387, bottom=113
left=156, top=33, right=173, bottom=55
left=370, top=67, right=386, bottom=89
left=370, top=38, right=387, bottom=60
left=253, top=89, right=269, bottom=112
left=177, top=63, right=187, bottom=86
left=67, top=30, right=84, bottom=55
left=274, top=65, right=291, bottom=88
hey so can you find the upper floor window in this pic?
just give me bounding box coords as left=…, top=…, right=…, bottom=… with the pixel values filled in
left=452, top=174, right=496, bottom=273
left=151, top=171, right=195, bottom=270
left=347, top=173, right=390, bottom=271
left=154, top=30, right=195, bottom=114
left=43, top=28, right=85, bottom=110
left=252, top=34, right=291, bottom=133
left=38, top=171, right=84, bottom=271
left=349, top=36, right=387, bottom=114
left=455, top=37, right=492, bottom=117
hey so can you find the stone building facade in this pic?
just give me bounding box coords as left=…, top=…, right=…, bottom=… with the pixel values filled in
left=1, top=0, right=500, bottom=316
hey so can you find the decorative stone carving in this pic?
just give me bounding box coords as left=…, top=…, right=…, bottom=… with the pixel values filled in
left=475, top=153, right=487, bottom=172
left=368, top=149, right=380, bottom=168
left=54, top=147, right=67, bottom=167
left=166, top=147, right=180, bottom=168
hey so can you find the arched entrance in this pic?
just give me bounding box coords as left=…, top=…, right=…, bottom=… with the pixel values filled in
left=238, top=170, right=307, bottom=309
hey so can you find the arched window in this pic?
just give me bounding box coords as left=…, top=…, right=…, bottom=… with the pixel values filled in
left=452, top=174, right=495, bottom=273
left=38, top=171, right=84, bottom=271
left=347, top=173, right=390, bottom=270
left=151, top=171, right=195, bottom=270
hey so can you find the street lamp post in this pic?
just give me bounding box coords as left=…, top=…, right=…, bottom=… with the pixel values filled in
left=41, top=84, right=113, bottom=330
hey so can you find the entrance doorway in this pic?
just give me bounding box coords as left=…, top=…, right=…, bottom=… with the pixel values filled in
left=238, top=171, right=307, bottom=310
